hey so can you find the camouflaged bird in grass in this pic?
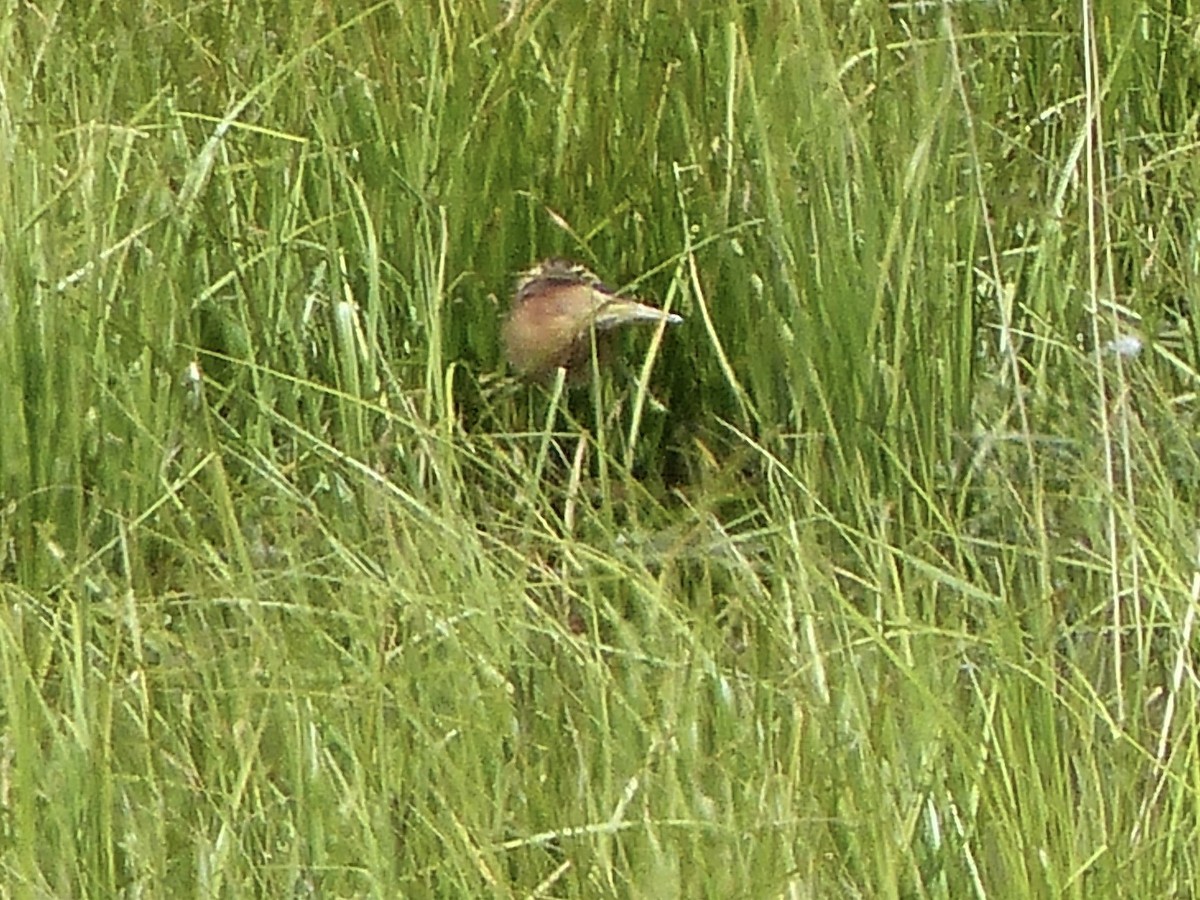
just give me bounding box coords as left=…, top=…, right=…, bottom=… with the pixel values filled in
left=502, top=259, right=683, bottom=381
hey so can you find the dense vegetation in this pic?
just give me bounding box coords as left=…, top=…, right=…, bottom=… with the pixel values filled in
left=2, top=1, right=1198, bottom=895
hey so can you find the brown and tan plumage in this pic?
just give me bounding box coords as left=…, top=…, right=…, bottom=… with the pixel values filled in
left=502, top=259, right=682, bottom=381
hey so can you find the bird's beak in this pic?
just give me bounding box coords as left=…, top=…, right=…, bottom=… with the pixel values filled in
left=592, top=298, right=684, bottom=330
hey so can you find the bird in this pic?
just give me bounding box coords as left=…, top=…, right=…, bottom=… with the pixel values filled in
left=501, top=259, right=683, bottom=381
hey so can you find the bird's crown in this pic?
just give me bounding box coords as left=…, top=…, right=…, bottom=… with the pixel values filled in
left=515, top=259, right=615, bottom=303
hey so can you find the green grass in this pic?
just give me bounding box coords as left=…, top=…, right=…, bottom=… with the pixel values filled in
left=3, top=0, right=1199, bottom=895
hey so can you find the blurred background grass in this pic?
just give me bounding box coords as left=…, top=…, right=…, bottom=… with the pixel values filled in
left=2, top=0, right=1199, bottom=895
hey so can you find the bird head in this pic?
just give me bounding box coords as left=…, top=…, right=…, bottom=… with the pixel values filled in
left=502, top=259, right=682, bottom=381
